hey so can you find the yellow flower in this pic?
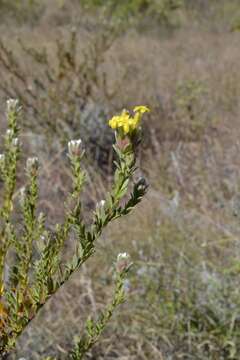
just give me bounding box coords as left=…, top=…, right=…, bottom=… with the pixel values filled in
left=123, top=123, right=130, bottom=134
left=109, top=116, right=119, bottom=129
left=108, top=106, right=150, bottom=135
left=133, top=105, right=150, bottom=114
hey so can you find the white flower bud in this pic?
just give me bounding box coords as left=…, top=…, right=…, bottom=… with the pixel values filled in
left=26, top=157, right=39, bottom=175
left=117, top=252, right=129, bottom=261
left=68, top=139, right=83, bottom=157
left=116, top=252, right=131, bottom=273
left=38, top=212, right=45, bottom=222
left=6, top=129, right=14, bottom=138
left=6, top=98, right=19, bottom=113
left=12, top=137, right=19, bottom=147
left=96, top=200, right=106, bottom=218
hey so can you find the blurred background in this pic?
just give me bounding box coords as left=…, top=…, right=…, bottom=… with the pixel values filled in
left=1, top=0, right=240, bottom=358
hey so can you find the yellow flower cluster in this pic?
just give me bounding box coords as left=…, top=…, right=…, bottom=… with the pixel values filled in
left=108, top=106, right=150, bottom=135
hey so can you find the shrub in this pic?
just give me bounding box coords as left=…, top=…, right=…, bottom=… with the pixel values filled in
left=0, top=27, right=120, bottom=168
left=80, top=0, right=184, bottom=26
left=174, top=79, right=210, bottom=140
left=0, top=0, right=44, bottom=23
left=0, top=99, right=149, bottom=358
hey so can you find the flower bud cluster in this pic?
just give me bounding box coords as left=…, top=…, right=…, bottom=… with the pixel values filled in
left=95, top=199, right=106, bottom=218
left=38, top=212, right=45, bottom=223
left=6, top=98, right=20, bottom=114
left=116, top=252, right=132, bottom=273
left=5, top=129, right=19, bottom=148
left=26, top=157, right=39, bottom=176
left=12, top=138, right=19, bottom=147
left=6, top=129, right=14, bottom=138
left=68, top=139, right=83, bottom=157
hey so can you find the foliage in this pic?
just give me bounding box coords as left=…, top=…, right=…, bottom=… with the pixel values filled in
left=231, top=15, right=240, bottom=32
left=0, top=0, right=43, bottom=23
left=80, top=0, right=184, bottom=26
left=0, top=27, right=122, bottom=168
left=70, top=256, right=131, bottom=360
left=0, top=100, right=148, bottom=357
left=129, top=215, right=240, bottom=359
left=174, top=79, right=210, bottom=140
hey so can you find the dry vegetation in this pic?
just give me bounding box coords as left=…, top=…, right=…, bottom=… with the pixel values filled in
left=1, top=0, right=240, bottom=359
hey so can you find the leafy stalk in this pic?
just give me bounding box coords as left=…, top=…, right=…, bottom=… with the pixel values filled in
left=0, top=100, right=149, bottom=357
left=70, top=254, right=132, bottom=360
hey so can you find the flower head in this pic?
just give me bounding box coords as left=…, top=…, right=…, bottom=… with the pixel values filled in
left=96, top=199, right=106, bottom=217
left=108, top=106, right=150, bottom=136
left=68, top=139, right=83, bottom=157
left=6, top=129, right=14, bottom=138
left=116, top=252, right=132, bottom=273
left=6, top=98, right=20, bottom=114
left=12, top=137, right=19, bottom=147
left=26, top=157, right=39, bottom=176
